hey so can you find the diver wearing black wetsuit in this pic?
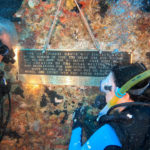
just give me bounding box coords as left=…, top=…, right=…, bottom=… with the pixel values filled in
left=69, top=63, right=150, bottom=150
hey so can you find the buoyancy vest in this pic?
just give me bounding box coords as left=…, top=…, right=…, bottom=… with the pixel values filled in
left=108, top=105, right=150, bottom=150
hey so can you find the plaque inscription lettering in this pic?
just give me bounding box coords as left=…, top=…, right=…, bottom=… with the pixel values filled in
left=18, top=50, right=130, bottom=77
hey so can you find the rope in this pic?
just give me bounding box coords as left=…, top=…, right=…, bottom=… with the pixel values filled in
left=43, top=0, right=63, bottom=53
left=43, top=0, right=101, bottom=53
left=73, top=0, right=102, bottom=53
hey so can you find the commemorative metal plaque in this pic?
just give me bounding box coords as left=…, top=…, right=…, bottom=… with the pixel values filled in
left=18, top=49, right=131, bottom=86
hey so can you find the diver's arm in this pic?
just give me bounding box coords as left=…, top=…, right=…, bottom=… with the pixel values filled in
left=81, top=124, right=122, bottom=150
left=69, top=124, right=122, bottom=150
left=69, top=105, right=122, bottom=150
left=69, top=108, right=83, bottom=150
left=69, top=127, right=82, bottom=150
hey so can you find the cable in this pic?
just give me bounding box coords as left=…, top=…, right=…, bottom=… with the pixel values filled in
left=0, top=98, right=3, bottom=128
left=0, top=93, right=11, bottom=142
left=43, top=0, right=63, bottom=53
left=74, top=0, right=101, bottom=53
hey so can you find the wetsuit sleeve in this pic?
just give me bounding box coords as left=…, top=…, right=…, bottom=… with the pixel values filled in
left=69, top=127, right=82, bottom=150
left=81, top=124, right=122, bottom=150
left=69, top=124, right=122, bottom=150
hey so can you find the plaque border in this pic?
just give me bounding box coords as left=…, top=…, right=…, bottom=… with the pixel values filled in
left=17, top=49, right=131, bottom=86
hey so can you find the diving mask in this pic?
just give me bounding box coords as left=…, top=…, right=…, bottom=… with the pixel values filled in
left=100, top=72, right=116, bottom=93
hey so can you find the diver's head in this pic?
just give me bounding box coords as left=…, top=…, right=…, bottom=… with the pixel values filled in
left=0, top=17, right=17, bottom=63
left=100, top=63, right=150, bottom=103
left=0, top=17, right=18, bottom=46
left=111, top=63, right=147, bottom=88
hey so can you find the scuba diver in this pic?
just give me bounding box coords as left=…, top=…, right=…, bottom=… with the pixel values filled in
left=69, top=63, right=150, bottom=150
left=0, top=17, right=17, bottom=142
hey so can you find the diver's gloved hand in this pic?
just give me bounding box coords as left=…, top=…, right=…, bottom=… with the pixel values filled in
left=72, top=107, right=84, bottom=130
left=93, top=95, right=106, bottom=109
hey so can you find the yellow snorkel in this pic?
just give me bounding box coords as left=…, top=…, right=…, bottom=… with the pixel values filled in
left=97, top=70, right=150, bottom=121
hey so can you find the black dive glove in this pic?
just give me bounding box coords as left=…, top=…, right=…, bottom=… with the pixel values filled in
left=93, top=95, right=106, bottom=109
left=72, top=107, right=85, bottom=130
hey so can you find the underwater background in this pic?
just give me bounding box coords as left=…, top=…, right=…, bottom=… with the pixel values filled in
left=0, top=0, right=150, bottom=149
